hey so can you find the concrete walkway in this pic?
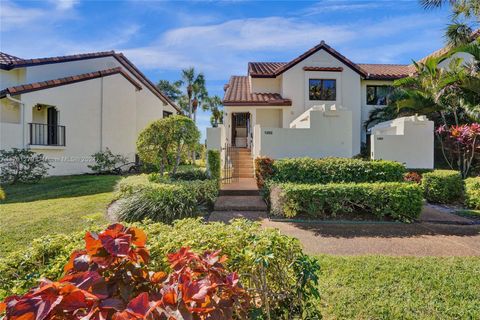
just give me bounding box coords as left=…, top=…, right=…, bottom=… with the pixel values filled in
left=209, top=205, right=480, bottom=256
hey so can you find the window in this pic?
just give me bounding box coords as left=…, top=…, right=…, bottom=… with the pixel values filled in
left=366, top=85, right=392, bottom=105
left=309, top=79, right=336, bottom=101
left=163, top=111, right=173, bottom=118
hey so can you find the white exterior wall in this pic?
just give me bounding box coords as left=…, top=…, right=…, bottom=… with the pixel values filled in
left=371, top=116, right=434, bottom=169
left=5, top=74, right=140, bottom=175
left=250, top=77, right=281, bottom=93
left=254, top=109, right=353, bottom=159
left=280, top=49, right=362, bottom=154
left=1, top=69, right=25, bottom=88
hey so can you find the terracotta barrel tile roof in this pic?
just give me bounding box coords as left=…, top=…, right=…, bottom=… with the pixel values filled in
left=223, top=76, right=291, bottom=106
left=248, top=62, right=287, bottom=77
left=0, top=52, right=24, bottom=65
left=303, top=66, right=343, bottom=72
left=357, top=64, right=414, bottom=80
left=0, top=50, right=181, bottom=112
left=0, top=67, right=142, bottom=98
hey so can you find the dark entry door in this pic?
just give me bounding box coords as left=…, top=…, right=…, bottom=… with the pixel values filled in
left=231, top=112, right=249, bottom=147
left=47, top=107, right=58, bottom=145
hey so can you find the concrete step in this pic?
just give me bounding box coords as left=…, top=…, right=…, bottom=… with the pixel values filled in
left=214, top=195, right=268, bottom=211
left=219, top=189, right=260, bottom=196
left=238, top=173, right=254, bottom=178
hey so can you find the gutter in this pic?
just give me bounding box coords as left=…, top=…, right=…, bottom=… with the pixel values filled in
left=5, top=94, right=26, bottom=148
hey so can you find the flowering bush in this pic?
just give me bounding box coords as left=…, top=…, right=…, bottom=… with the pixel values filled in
left=436, top=123, right=480, bottom=178
left=0, top=224, right=249, bottom=319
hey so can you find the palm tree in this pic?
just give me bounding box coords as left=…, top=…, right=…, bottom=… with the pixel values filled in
left=156, top=80, right=183, bottom=101
left=420, top=0, right=479, bottom=46
left=203, top=95, right=223, bottom=127
left=180, top=67, right=208, bottom=121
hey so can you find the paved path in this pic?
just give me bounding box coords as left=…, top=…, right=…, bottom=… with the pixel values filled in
left=209, top=206, right=480, bottom=256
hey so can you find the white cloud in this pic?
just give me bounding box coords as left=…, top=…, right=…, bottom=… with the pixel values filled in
left=51, top=0, right=80, bottom=11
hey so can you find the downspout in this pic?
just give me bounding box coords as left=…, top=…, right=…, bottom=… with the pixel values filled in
left=5, top=94, right=26, bottom=149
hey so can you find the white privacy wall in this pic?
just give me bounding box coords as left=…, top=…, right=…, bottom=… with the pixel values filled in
left=253, top=109, right=353, bottom=159
left=371, top=116, right=434, bottom=169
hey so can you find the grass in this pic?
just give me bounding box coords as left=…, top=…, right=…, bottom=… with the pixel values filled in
left=0, top=175, right=120, bottom=257
left=317, top=255, right=480, bottom=319
left=457, top=209, right=480, bottom=218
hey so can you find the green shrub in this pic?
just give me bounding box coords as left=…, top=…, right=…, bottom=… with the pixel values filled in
left=0, top=219, right=321, bottom=318
left=88, top=147, right=127, bottom=174
left=422, top=170, right=464, bottom=204
left=272, top=157, right=405, bottom=184
left=0, top=148, right=52, bottom=184
left=207, top=149, right=221, bottom=180
left=271, top=182, right=423, bottom=222
left=169, top=167, right=209, bottom=181
left=115, top=176, right=219, bottom=223
left=465, top=177, right=480, bottom=209
left=0, top=187, right=5, bottom=200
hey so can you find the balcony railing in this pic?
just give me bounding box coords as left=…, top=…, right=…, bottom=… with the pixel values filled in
left=29, top=123, right=66, bottom=146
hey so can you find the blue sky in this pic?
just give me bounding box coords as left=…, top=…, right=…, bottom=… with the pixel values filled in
left=1, top=0, right=452, bottom=139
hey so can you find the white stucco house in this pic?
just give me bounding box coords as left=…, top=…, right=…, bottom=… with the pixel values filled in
left=207, top=34, right=478, bottom=170
left=0, top=51, right=180, bottom=175
left=207, top=41, right=414, bottom=158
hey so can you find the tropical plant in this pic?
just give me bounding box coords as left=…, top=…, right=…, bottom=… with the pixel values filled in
left=88, top=147, right=127, bottom=174
left=0, top=148, right=52, bottom=184
left=0, top=224, right=250, bottom=319
left=203, top=95, right=224, bottom=127
left=420, top=0, right=479, bottom=46
left=156, top=79, right=183, bottom=101
left=180, top=67, right=208, bottom=121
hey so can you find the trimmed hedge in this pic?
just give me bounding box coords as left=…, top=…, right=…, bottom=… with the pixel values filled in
left=465, top=177, right=480, bottom=209
left=169, top=167, right=209, bottom=181
left=271, top=157, right=405, bottom=184
left=270, top=182, right=423, bottom=222
left=207, top=150, right=221, bottom=180
left=422, top=170, right=464, bottom=204
left=0, top=219, right=321, bottom=318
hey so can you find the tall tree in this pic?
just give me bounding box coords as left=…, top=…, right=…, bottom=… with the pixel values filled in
left=180, top=67, right=208, bottom=122
left=420, top=0, right=479, bottom=46
left=156, top=80, right=183, bottom=101
left=203, top=95, right=223, bottom=127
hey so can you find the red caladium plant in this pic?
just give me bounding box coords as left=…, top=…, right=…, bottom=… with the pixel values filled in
left=0, top=224, right=250, bottom=320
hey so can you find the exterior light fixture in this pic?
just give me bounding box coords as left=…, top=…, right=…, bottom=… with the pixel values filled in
left=36, top=105, right=42, bottom=111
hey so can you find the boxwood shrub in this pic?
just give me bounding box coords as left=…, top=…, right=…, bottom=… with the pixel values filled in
left=270, top=182, right=423, bottom=222
left=207, top=149, right=221, bottom=180
left=169, top=167, right=209, bottom=181
left=271, top=157, right=405, bottom=184
left=0, top=219, right=321, bottom=318
left=422, top=170, right=464, bottom=204
left=465, top=177, right=480, bottom=209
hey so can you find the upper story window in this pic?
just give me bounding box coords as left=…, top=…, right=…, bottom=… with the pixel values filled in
left=163, top=111, right=173, bottom=118
left=309, top=79, right=336, bottom=101
left=366, top=85, right=393, bottom=105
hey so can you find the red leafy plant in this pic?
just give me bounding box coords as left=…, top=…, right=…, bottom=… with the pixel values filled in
left=404, top=172, right=422, bottom=184
left=0, top=224, right=249, bottom=319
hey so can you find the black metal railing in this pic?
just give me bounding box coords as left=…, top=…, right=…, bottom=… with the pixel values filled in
left=221, top=143, right=239, bottom=184
left=29, top=123, right=66, bottom=146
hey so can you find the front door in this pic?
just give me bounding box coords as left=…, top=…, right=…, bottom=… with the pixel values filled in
left=47, top=107, right=58, bottom=145
left=232, top=112, right=249, bottom=147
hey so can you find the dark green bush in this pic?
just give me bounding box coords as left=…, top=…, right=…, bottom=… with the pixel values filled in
left=0, top=219, right=321, bottom=319
left=422, top=170, right=464, bottom=204
left=465, top=177, right=480, bottom=209
left=207, top=149, right=221, bottom=180
left=169, top=167, right=209, bottom=181
left=88, top=147, right=127, bottom=174
left=271, top=182, right=423, bottom=222
left=272, top=157, right=405, bottom=184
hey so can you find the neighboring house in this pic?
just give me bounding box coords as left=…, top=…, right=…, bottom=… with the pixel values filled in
left=0, top=51, right=180, bottom=175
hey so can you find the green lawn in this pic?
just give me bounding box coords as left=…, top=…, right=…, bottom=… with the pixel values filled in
left=0, top=175, right=120, bottom=256
left=1, top=175, right=479, bottom=318
left=317, top=255, right=480, bottom=319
